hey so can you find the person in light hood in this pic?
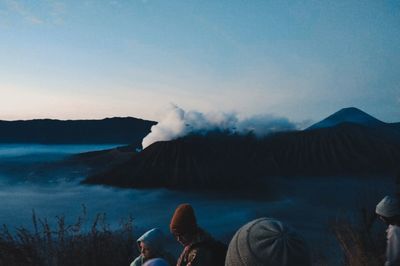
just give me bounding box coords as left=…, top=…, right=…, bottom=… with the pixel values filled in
left=130, top=228, right=175, bottom=266
left=376, top=195, right=400, bottom=266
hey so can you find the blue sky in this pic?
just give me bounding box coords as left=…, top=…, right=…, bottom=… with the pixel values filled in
left=0, top=0, right=399, bottom=123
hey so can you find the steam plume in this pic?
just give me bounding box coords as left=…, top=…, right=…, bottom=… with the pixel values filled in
left=142, top=105, right=297, bottom=149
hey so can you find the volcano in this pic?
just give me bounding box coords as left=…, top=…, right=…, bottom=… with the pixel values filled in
left=82, top=134, right=276, bottom=189
left=307, top=107, right=385, bottom=130
left=82, top=119, right=400, bottom=189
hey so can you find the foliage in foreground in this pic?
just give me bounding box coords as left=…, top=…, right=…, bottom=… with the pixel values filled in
left=0, top=205, right=391, bottom=266
left=331, top=207, right=386, bottom=266
left=0, top=206, right=137, bottom=266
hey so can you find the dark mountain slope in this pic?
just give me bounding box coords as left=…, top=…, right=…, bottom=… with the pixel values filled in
left=83, top=135, right=275, bottom=189
left=69, top=144, right=138, bottom=172
left=307, top=107, right=385, bottom=130
left=0, top=117, right=156, bottom=145
left=307, top=107, right=400, bottom=143
left=83, top=123, right=400, bottom=189
left=266, top=123, right=400, bottom=175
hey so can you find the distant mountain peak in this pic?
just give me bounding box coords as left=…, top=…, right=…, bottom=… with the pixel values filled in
left=307, top=107, right=385, bottom=130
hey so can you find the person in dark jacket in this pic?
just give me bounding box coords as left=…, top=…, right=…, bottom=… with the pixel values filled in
left=170, top=203, right=225, bottom=266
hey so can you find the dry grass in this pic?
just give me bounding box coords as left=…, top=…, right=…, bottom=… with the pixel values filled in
left=0, top=204, right=390, bottom=266
left=0, top=205, right=137, bottom=266
left=331, top=207, right=386, bottom=266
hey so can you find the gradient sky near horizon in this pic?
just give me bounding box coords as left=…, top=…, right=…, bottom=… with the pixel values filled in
left=1, top=0, right=399, bottom=123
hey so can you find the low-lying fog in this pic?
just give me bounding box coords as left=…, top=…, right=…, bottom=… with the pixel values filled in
left=0, top=144, right=395, bottom=262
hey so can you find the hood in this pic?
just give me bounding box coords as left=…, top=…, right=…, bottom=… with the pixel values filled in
left=137, top=228, right=165, bottom=253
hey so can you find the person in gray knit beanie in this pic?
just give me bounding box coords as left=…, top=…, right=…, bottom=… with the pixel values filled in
left=225, top=217, right=311, bottom=266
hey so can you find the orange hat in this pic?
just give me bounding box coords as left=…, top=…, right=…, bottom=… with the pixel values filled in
left=170, top=203, right=197, bottom=235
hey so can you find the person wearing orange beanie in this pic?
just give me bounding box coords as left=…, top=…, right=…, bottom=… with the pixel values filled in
left=170, top=203, right=227, bottom=266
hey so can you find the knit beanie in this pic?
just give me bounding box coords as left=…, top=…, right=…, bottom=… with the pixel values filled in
left=225, top=217, right=311, bottom=266
left=376, top=195, right=400, bottom=218
left=170, top=203, right=197, bottom=235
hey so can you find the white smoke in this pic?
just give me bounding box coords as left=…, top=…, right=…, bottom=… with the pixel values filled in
left=236, top=114, right=297, bottom=138
left=142, top=105, right=298, bottom=149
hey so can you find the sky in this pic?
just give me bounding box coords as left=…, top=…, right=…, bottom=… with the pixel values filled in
left=0, top=0, right=399, bottom=124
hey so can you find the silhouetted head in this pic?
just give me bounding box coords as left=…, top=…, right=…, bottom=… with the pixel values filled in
left=376, top=195, right=400, bottom=225
left=170, top=203, right=198, bottom=246
left=136, top=228, right=165, bottom=260
left=225, top=217, right=311, bottom=266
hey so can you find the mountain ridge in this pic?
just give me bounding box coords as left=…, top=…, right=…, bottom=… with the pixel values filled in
left=307, top=107, right=386, bottom=130
left=0, top=117, right=156, bottom=145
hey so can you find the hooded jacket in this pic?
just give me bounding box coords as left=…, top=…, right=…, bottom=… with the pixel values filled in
left=385, top=225, right=400, bottom=266
left=130, top=228, right=175, bottom=266
left=375, top=196, right=400, bottom=266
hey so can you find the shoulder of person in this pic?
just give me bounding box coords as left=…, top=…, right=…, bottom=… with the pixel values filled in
left=131, top=255, right=144, bottom=266
left=386, top=225, right=400, bottom=244
left=189, top=240, right=225, bottom=258
left=388, top=225, right=400, bottom=235
left=187, top=245, right=214, bottom=265
left=162, top=251, right=176, bottom=266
